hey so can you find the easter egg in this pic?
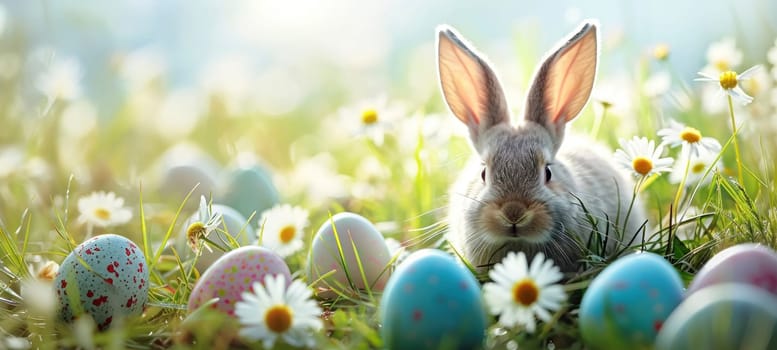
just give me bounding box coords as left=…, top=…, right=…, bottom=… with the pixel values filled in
left=306, top=212, right=391, bottom=298
left=177, top=203, right=254, bottom=271
left=217, top=164, right=280, bottom=219
left=187, top=246, right=291, bottom=316
left=655, top=283, right=777, bottom=349
left=687, top=243, right=777, bottom=297
left=157, top=146, right=220, bottom=205
left=380, top=249, right=486, bottom=350
left=54, top=234, right=149, bottom=330
left=579, top=252, right=684, bottom=349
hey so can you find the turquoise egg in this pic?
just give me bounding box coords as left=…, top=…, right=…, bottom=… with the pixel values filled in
left=178, top=203, right=254, bottom=271
left=579, top=252, right=684, bottom=349
left=380, top=249, right=486, bottom=350
left=54, top=234, right=149, bottom=330
left=217, top=165, right=279, bottom=219
left=655, top=283, right=777, bottom=349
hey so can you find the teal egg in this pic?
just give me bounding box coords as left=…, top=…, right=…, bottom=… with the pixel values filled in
left=178, top=203, right=254, bottom=271
left=54, top=234, right=149, bottom=330
left=579, top=252, right=684, bottom=349
left=380, top=249, right=486, bottom=350
left=655, top=283, right=777, bottom=350
left=217, top=165, right=280, bottom=219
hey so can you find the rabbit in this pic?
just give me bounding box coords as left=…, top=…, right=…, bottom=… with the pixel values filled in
left=438, top=21, right=646, bottom=273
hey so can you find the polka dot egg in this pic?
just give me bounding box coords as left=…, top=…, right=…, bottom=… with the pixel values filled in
left=187, top=246, right=291, bottom=316
left=380, top=249, right=486, bottom=350
left=579, top=252, right=684, bottom=349
left=54, top=234, right=149, bottom=330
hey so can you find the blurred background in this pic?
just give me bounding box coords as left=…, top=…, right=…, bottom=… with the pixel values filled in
left=1, top=0, right=776, bottom=232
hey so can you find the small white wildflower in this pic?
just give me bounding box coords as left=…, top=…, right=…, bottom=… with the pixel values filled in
left=35, top=54, right=83, bottom=102
left=669, top=147, right=722, bottom=187
left=235, top=275, right=323, bottom=348
left=614, top=136, right=674, bottom=178
left=482, top=252, right=567, bottom=333
left=258, top=204, right=309, bottom=258
left=696, top=65, right=762, bottom=105
left=336, top=95, right=404, bottom=146
left=702, top=37, right=742, bottom=73
left=77, top=191, right=132, bottom=228
left=186, top=196, right=223, bottom=254
left=657, top=120, right=722, bottom=157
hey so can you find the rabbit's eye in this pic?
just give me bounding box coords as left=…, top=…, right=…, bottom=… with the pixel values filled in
left=481, top=167, right=486, bottom=182
left=545, top=165, right=552, bottom=182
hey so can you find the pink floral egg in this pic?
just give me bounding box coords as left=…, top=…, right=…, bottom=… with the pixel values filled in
left=54, top=234, right=149, bottom=330
left=187, top=246, right=291, bottom=316
left=687, top=243, right=777, bottom=297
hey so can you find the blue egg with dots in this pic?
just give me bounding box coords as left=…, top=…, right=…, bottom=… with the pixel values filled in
left=379, top=249, right=486, bottom=350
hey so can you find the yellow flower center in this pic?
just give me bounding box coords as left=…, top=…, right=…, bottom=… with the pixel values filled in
left=265, top=305, right=293, bottom=333
left=512, top=279, right=539, bottom=306
left=361, top=109, right=378, bottom=125
left=653, top=44, right=670, bottom=61
left=36, top=261, right=60, bottom=281
left=94, top=208, right=111, bottom=220
left=279, top=225, right=296, bottom=244
left=186, top=222, right=206, bottom=248
left=719, top=71, right=738, bottom=90
left=632, top=157, right=654, bottom=176
left=680, top=127, right=702, bottom=144
left=691, top=162, right=707, bottom=174
left=714, top=60, right=730, bottom=72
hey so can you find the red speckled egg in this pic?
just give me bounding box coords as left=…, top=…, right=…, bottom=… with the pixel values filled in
left=54, top=234, right=149, bottom=330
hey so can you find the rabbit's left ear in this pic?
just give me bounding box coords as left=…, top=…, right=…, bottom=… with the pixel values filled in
left=524, top=21, right=598, bottom=145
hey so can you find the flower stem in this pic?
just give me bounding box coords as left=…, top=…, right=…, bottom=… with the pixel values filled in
left=726, top=94, right=744, bottom=185
left=672, top=150, right=692, bottom=220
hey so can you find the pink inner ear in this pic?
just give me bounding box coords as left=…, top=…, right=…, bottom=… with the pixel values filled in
left=544, top=28, right=597, bottom=124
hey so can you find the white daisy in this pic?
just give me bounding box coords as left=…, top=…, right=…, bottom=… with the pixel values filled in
left=185, top=196, right=223, bottom=254
left=35, top=54, right=83, bottom=103
left=614, top=136, right=674, bottom=178
left=336, top=95, right=404, bottom=146
left=482, top=252, right=567, bottom=333
left=657, top=120, right=722, bottom=157
left=77, top=191, right=132, bottom=228
left=235, top=274, right=323, bottom=348
left=669, top=147, right=722, bottom=187
left=258, top=204, right=309, bottom=258
left=702, top=37, right=742, bottom=74
left=696, top=65, right=761, bottom=105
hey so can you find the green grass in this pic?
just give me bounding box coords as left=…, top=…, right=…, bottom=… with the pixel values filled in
left=1, top=20, right=777, bottom=350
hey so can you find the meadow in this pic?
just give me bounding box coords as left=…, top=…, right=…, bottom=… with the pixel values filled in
left=1, top=4, right=777, bottom=350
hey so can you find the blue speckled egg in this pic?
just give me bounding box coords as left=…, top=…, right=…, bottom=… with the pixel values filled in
left=579, top=252, right=684, bottom=349
left=217, top=164, right=280, bottom=219
left=54, top=234, right=150, bottom=330
left=178, top=203, right=254, bottom=271
left=380, top=249, right=486, bottom=350
left=655, top=283, right=777, bottom=349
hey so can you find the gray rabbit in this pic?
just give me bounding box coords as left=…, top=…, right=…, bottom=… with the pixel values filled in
left=438, top=21, right=646, bottom=273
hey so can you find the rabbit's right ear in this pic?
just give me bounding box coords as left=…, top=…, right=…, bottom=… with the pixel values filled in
left=437, top=25, right=509, bottom=149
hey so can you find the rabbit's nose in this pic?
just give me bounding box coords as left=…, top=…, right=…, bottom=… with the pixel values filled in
left=501, top=201, right=532, bottom=226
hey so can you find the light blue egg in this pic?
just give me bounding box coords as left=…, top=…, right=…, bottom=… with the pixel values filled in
left=380, top=249, right=486, bottom=350
left=178, top=203, right=254, bottom=271
left=655, top=283, right=777, bottom=350
left=579, top=252, right=684, bottom=349
left=217, top=165, right=279, bottom=220
left=54, top=234, right=149, bottom=330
